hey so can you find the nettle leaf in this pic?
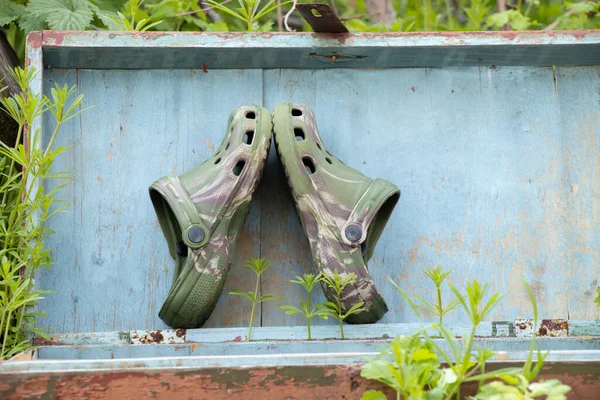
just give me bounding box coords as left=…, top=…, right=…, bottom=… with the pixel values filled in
left=27, top=0, right=94, bottom=30
left=0, top=0, right=26, bottom=26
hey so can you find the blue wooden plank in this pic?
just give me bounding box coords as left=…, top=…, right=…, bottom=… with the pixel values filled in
left=37, top=69, right=264, bottom=333
left=38, top=31, right=600, bottom=69
left=30, top=337, right=600, bottom=362
left=260, top=69, right=334, bottom=326
left=554, top=66, right=600, bottom=321
left=6, top=348, right=600, bottom=374
left=31, top=55, right=600, bottom=334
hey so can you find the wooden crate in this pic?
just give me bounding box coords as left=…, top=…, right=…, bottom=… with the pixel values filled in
left=2, top=30, right=600, bottom=399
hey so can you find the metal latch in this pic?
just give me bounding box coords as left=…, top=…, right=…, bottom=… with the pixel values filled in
left=296, top=3, right=349, bottom=34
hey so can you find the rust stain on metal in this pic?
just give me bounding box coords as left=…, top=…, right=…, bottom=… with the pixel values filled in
left=539, top=319, right=568, bottom=337
left=33, top=337, right=62, bottom=346
left=202, top=63, right=209, bottom=73
left=514, top=319, right=569, bottom=337
left=310, top=52, right=367, bottom=64
left=130, top=330, right=185, bottom=345
left=25, top=31, right=43, bottom=50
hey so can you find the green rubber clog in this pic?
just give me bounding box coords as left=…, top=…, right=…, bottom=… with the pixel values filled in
left=150, top=106, right=271, bottom=329
left=273, top=103, right=400, bottom=324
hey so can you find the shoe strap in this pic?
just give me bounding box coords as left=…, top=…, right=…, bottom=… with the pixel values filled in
left=341, top=178, right=399, bottom=247
left=152, top=176, right=211, bottom=250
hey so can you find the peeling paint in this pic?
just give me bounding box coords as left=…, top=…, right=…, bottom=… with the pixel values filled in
left=130, top=330, right=185, bottom=345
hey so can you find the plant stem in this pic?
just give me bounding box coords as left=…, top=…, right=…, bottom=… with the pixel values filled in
left=445, top=0, right=454, bottom=30
left=307, top=290, right=312, bottom=340
left=337, top=293, right=344, bottom=339
left=437, top=285, right=443, bottom=327
left=248, top=271, right=261, bottom=341
left=1, top=123, right=23, bottom=206
left=1, top=310, right=13, bottom=357
left=423, top=0, right=432, bottom=30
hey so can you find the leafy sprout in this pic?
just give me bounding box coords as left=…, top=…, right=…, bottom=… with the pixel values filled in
left=204, top=0, right=289, bottom=32
left=1, top=67, right=87, bottom=358
left=109, top=0, right=163, bottom=31
left=361, top=268, right=571, bottom=400
left=320, top=269, right=365, bottom=340
left=230, top=257, right=279, bottom=341
left=279, top=272, right=329, bottom=340
left=391, top=265, right=460, bottom=329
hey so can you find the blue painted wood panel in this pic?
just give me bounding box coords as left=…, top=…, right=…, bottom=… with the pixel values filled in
left=37, top=64, right=600, bottom=333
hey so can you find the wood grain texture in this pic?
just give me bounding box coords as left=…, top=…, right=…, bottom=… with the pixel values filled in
left=2, top=361, right=600, bottom=400
left=31, top=42, right=600, bottom=334
left=36, top=31, right=600, bottom=69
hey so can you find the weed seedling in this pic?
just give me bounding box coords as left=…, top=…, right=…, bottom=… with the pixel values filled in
left=204, top=0, right=289, bottom=32
left=320, top=269, right=365, bottom=340
left=391, top=265, right=459, bottom=329
left=362, top=269, right=571, bottom=400
left=280, top=272, right=329, bottom=340
left=230, top=257, right=279, bottom=341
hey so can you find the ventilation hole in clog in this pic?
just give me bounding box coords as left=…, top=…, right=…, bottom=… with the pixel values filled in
left=292, top=108, right=303, bottom=117
left=294, top=128, right=305, bottom=141
left=246, top=111, right=256, bottom=119
left=316, top=142, right=322, bottom=150
left=302, top=157, right=316, bottom=174
left=243, top=130, right=254, bottom=145
left=214, top=158, right=221, bottom=165
left=226, top=142, right=230, bottom=150
left=233, top=160, right=246, bottom=176
left=326, top=157, right=332, bottom=164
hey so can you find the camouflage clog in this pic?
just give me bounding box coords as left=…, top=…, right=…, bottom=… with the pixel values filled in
left=273, top=103, right=400, bottom=324
left=150, top=106, right=271, bottom=329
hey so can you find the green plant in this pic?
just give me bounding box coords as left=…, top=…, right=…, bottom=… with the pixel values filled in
left=279, top=272, right=329, bottom=340
left=392, top=265, right=460, bottom=328
left=0, top=66, right=87, bottom=359
left=362, top=272, right=571, bottom=400
left=594, top=285, right=600, bottom=307
left=319, top=269, right=365, bottom=340
left=204, top=0, right=288, bottom=32
left=230, top=257, right=279, bottom=341
left=109, top=0, right=163, bottom=31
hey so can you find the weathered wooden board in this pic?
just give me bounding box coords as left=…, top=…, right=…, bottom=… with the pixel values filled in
left=27, top=32, right=600, bottom=335
left=2, top=359, right=600, bottom=400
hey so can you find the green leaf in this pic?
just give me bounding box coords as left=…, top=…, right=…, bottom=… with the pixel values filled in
left=229, top=289, right=255, bottom=303
left=411, top=348, right=438, bottom=361
left=567, top=1, right=600, bottom=14
left=528, top=379, right=571, bottom=399
left=474, top=381, right=523, bottom=399
left=343, top=301, right=365, bottom=318
left=279, top=305, right=303, bottom=315
left=27, top=0, right=94, bottom=30
left=361, top=390, right=387, bottom=400
left=487, top=10, right=531, bottom=31
left=360, top=359, right=397, bottom=387
left=594, top=286, right=600, bottom=308
left=0, top=0, right=25, bottom=26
